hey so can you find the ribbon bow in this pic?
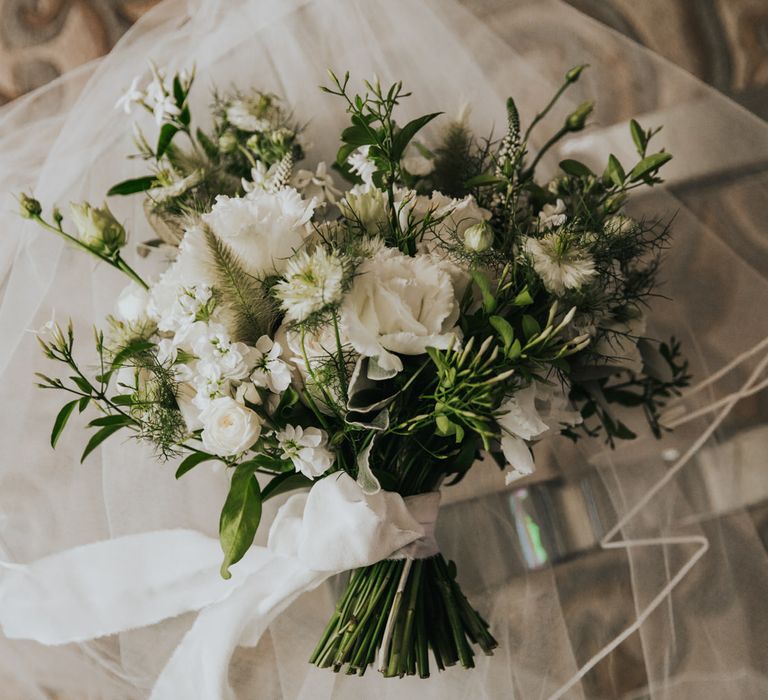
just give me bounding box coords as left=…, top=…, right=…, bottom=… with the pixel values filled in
left=0, top=472, right=440, bottom=699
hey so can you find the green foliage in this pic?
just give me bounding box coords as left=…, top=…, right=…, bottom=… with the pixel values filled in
left=219, top=460, right=263, bottom=579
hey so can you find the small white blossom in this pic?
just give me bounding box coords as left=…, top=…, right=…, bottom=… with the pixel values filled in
left=538, top=199, right=567, bottom=229
left=498, top=384, right=549, bottom=484
left=276, top=424, right=334, bottom=478
left=250, top=335, right=292, bottom=393
left=151, top=94, right=181, bottom=126
left=524, top=233, right=596, bottom=295
left=115, top=77, right=144, bottom=114
left=274, top=248, right=345, bottom=322
left=292, top=162, right=342, bottom=205
left=347, top=146, right=377, bottom=185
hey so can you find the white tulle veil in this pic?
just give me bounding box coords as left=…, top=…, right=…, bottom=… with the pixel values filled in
left=1, top=0, right=767, bottom=698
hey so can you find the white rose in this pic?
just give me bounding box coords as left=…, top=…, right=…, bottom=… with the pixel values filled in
left=341, top=248, right=462, bottom=376
left=200, top=396, right=262, bottom=457
left=202, top=188, right=315, bottom=277
left=116, top=283, right=150, bottom=324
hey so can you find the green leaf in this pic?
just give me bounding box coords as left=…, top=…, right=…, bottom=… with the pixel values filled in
left=522, top=314, right=540, bottom=339
left=391, top=112, right=442, bottom=161
left=111, top=394, right=134, bottom=406
left=341, top=124, right=375, bottom=147
left=107, top=176, right=156, bottom=197
left=612, top=420, right=637, bottom=440
left=629, top=119, right=646, bottom=155
left=470, top=269, right=497, bottom=313
left=78, top=396, right=90, bottom=413
left=70, top=375, right=92, bottom=394
left=489, top=316, right=515, bottom=353
left=51, top=400, right=78, bottom=449
left=513, top=286, right=534, bottom=307
left=176, top=451, right=218, bottom=479
left=604, top=154, right=625, bottom=187
left=88, top=414, right=135, bottom=428
left=628, top=152, right=672, bottom=182
left=435, top=414, right=454, bottom=436
left=262, top=471, right=312, bottom=502
left=219, top=462, right=262, bottom=579
left=507, top=338, right=522, bottom=360
left=173, top=75, right=185, bottom=106
left=464, top=173, right=505, bottom=188
left=197, top=128, right=218, bottom=159
left=110, top=339, right=154, bottom=370
left=559, top=159, right=594, bottom=178
left=156, top=123, right=179, bottom=159
left=81, top=424, right=125, bottom=463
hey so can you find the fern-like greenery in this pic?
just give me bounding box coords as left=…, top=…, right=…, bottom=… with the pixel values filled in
left=203, top=225, right=276, bottom=343
left=430, top=121, right=481, bottom=198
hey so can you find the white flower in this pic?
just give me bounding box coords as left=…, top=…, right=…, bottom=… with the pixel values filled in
left=463, top=221, right=494, bottom=253
left=498, top=384, right=549, bottom=484
left=604, top=215, right=637, bottom=237
left=200, top=396, right=262, bottom=457
left=401, top=152, right=434, bottom=177
left=341, top=247, right=462, bottom=376
left=338, top=184, right=388, bottom=234
left=274, top=248, right=345, bottom=322
left=250, top=335, right=292, bottom=393
left=276, top=424, right=334, bottom=478
left=190, top=323, right=258, bottom=382
left=202, top=188, right=315, bottom=276
left=115, top=77, right=144, bottom=114
left=292, top=162, right=342, bottom=205
left=148, top=170, right=204, bottom=204
left=347, top=146, right=377, bottom=185
left=533, top=380, right=582, bottom=430
left=150, top=94, right=180, bottom=126
left=116, top=283, right=150, bottom=324
left=524, top=233, right=596, bottom=295
left=538, top=199, right=567, bottom=229
left=410, top=192, right=491, bottom=253
left=226, top=100, right=270, bottom=132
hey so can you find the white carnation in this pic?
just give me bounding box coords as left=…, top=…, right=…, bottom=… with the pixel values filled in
left=202, top=188, right=315, bottom=276
left=340, top=247, right=462, bottom=376
left=200, top=396, right=262, bottom=457
left=524, top=233, right=596, bottom=295
left=274, top=247, right=345, bottom=322
left=276, top=424, right=334, bottom=478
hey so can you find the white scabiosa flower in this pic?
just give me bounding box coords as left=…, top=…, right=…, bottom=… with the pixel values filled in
left=200, top=396, right=262, bottom=457
left=538, top=199, right=567, bottom=229
left=524, top=233, right=596, bottom=295
left=276, top=424, right=334, bottom=478
left=274, top=248, right=345, bottom=322
left=250, top=335, right=292, bottom=393
left=202, top=188, right=315, bottom=276
left=498, top=384, right=549, bottom=484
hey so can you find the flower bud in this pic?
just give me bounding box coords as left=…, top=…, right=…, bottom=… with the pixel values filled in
left=565, top=101, right=594, bottom=132
left=463, top=221, right=494, bottom=253
left=218, top=131, right=238, bottom=154
left=565, top=64, right=588, bottom=83
left=69, top=201, right=126, bottom=255
left=19, top=193, right=42, bottom=219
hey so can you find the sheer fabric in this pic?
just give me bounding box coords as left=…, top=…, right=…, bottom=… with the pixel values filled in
left=0, top=1, right=767, bottom=698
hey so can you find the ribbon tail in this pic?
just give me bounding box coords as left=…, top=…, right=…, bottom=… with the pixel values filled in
left=150, top=551, right=327, bottom=700
left=0, top=529, right=259, bottom=644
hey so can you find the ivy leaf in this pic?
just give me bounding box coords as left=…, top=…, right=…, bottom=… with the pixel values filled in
left=391, top=112, right=441, bottom=161
left=175, top=451, right=218, bottom=479
left=81, top=424, right=125, bottom=463
left=107, top=176, right=156, bottom=197
left=219, top=462, right=262, bottom=579
left=51, top=399, right=78, bottom=449
left=156, top=123, right=179, bottom=159
left=262, top=471, right=313, bottom=502
left=559, top=159, right=594, bottom=178
left=628, top=152, right=672, bottom=182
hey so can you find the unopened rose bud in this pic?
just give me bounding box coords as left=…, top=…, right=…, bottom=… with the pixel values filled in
left=19, top=193, right=42, bottom=219
left=463, top=221, right=494, bottom=252
left=69, top=201, right=126, bottom=255
left=566, top=101, right=594, bottom=132
left=218, top=131, right=238, bottom=154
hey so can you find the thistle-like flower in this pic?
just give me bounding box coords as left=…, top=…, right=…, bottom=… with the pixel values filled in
left=524, top=233, right=596, bottom=295
left=274, top=247, right=346, bottom=323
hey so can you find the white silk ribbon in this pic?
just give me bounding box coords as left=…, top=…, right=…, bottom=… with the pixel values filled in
left=0, top=472, right=440, bottom=700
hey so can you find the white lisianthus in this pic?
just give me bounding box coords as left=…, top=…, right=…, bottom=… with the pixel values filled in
left=202, top=188, right=315, bottom=276
left=524, top=233, right=596, bottom=295
left=538, top=199, right=567, bottom=229
left=225, top=100, right=270, bottom=132
left=498, top=384, right=549, bottom=483
left=347, top=146, right=377, bottom=185
left=341, top=248, right=462, bottom=376
left=274, top=248, right=345, bottom=322
left=250, top=335, right=292, bottom=393
left=338, top=184, right=388, bottom=234
left=276, top=424, right=334, bottom=478
left=292, top=162, right=342, bottom=205
left=116, top=283, right=150, bottom=324
left=200, top=396, right=262, bottom=457
left=70, top=202, right=126, bottom=255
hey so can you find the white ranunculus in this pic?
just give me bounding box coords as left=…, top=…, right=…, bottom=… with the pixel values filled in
left=498, top=384, right=549, bottom=484
left=341, top=248, right=462, bottom=376
left=200, top=396, right=262, bottom=457
left=276, top=424, right=334, bottom=478
left=116, top=283, right=150, bottom=323
left=202, top=188, right=315, bottom=276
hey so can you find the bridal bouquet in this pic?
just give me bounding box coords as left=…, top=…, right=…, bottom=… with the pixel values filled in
left=23, top=64, right=689, bottom=678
